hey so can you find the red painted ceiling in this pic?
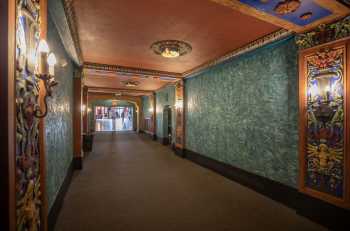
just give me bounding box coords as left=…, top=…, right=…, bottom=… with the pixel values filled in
left=74, top=0, right=280, bottom=74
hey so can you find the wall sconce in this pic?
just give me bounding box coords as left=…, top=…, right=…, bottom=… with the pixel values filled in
left=81, top=104, right=86, bottom=113
left=175, top=99, right=183, bottom=109
left=34, top=39, right=58, bottom=118
left=87, top=107, right=92, bottom=113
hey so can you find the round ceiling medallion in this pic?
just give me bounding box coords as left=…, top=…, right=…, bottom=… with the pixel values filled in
left=151, top=40, right=192, bottom=58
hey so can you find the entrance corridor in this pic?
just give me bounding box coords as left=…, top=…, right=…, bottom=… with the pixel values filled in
left=54, top=133, right=325, bottom=231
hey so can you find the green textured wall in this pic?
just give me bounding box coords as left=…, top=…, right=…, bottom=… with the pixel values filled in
left=142, top=96, right=152, bottom=119
left=45, top=16, right=74, bottom=210
left=185, top=37, right=299, bottom=187
left=156, top=86, right=175, bottom=139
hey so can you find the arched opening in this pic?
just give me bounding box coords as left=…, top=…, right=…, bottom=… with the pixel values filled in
left=89, top=99, right=140, bottom=133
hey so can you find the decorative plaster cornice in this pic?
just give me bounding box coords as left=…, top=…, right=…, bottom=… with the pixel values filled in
left=62, top=0, right=83, bottom=65
left=84, top=62, right=183, bottom=79
left=87, top=87, right=153, bottom=95
left=183, top=29, right=293, bottom=78
left=296, top=16, right=350, bottom=50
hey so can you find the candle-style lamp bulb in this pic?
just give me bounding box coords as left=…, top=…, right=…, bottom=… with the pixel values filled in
left=47, top=53, right=57, bottom=76
left=38, top=40, right=50, bottom=75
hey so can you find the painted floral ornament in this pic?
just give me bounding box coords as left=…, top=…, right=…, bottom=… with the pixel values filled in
left=274, top=0, right=301, bottom=15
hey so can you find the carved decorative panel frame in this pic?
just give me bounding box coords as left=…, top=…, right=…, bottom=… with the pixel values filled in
left=16, top=0, right=46, bottom=230
left=299, top=39, right=350, bottom=208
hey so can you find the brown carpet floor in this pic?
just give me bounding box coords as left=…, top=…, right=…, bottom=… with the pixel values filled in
left=54, top=132, right=326, bottom=231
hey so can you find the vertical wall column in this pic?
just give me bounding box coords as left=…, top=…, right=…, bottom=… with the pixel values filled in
left=175, top=80, right=185, bottom=151
left=82, top=86, right=88, bottom=134
left=73, top=71, right=83, bottom=169
left=152, top=92, right=157, bottom=140
left=0, top=0, right=16, bottom=230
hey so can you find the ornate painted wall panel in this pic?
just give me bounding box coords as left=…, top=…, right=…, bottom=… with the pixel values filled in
left=185, top=37, right=299, bottom=187
left=16, top=0, right=43, bottom=230
left=306, top=47, right=344, bottom=198
left=299, top=41, right=350, bottom=207
left=45, top=15, right=74, bottom=210
left=175, top=81, right=184, bottom=149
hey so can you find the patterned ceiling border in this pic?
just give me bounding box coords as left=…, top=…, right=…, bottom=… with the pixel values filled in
left=338, top=0, right=350, bottom=7
left=296, top=16, right=350, bottom=50
left=87, top=87, right=153, bottom=95
left=84, top=62, right=183, bottom=79
left=183, top=29, right=293, bottom=78
left=62, top=0, right=83, bottom=65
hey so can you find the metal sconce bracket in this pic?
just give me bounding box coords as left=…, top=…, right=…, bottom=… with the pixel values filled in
left=34, top=74, right=58, bottom=118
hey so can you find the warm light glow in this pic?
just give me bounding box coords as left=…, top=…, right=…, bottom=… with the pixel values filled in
left=148, top=107, right=154, bottom=113
left=175, top=100, right=183, bottom=109
left=47, top=53, right=57, bottom=76
left=38, top=40, right=50, bottom=53
left=81, top=104, right=86, bottom=112
left=47, top=53, right=57, bottom=66
left=309, top=84, right=319, bottom=98
left=324, top=85, right=331, bottom=93
left=87, top=107, right=92, bottom=113
left=161, top=47, right=180, bottom=58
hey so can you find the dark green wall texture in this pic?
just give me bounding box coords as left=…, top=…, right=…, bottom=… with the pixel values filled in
left=45, top=16, right=75, bottom=210
left=185, top=37, right=299, bottom=187
left=142, top=96, right=152, bottom=119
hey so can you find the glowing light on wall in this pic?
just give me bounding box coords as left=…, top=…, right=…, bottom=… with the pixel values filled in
left=175, top=99, right=183, bottom=109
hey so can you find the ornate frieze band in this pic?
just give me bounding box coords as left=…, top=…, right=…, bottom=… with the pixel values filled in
left=184, top=29, right=293, bottom=78
left=296, top=16, right=350, bottom=50
left=84, top=62, right=183, bottom=79
left=62, top=0, right=83, bottom=65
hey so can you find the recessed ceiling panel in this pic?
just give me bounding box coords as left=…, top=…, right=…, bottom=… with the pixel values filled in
left=74, top=0, right=280, bottom=73
left=240, top=0, right=331, bottom=26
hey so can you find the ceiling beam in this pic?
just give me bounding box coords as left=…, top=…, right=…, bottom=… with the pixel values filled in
left=87, top=86, right=153, bottom=95
left=84, top=62, right=183, bottom=79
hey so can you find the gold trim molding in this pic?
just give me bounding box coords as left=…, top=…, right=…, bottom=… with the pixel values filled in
left=62, top=0, right=83, bottom=65
left=183, top=29, right=293, bottom=78
left=84, top=62, right=183, bottom=79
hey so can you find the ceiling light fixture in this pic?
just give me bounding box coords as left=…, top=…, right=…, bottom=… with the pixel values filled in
left=122, top=80, right=139, bottom=87
left=151, top=40, right=192, bottom=58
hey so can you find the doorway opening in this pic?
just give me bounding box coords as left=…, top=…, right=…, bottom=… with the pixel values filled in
left=163, top=106, right=172, bottom=145
left=95, top=106, right=134, bottom=132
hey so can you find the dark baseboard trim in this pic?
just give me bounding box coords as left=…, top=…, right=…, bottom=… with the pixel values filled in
left=173, top=146, right=185, bottom=158
left=73, top=157, right=83, bottom=170
left=184, top=149, right=350, bottom=231
left=48, top=159, right=75, bottom=231
left=158, top=137, right=169, bottom=145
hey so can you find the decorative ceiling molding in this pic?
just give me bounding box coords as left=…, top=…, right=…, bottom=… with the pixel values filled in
left=211, top=0, right=350, bottom=33
left=62, top=0, right=83, bottom=65
left=183, top=29, right=293, bottom=78
left=296, top=16, right=350, bottom=49
left=87, top=87, right=153, bottom=96
left=84, top=62, right=183, bottom=79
